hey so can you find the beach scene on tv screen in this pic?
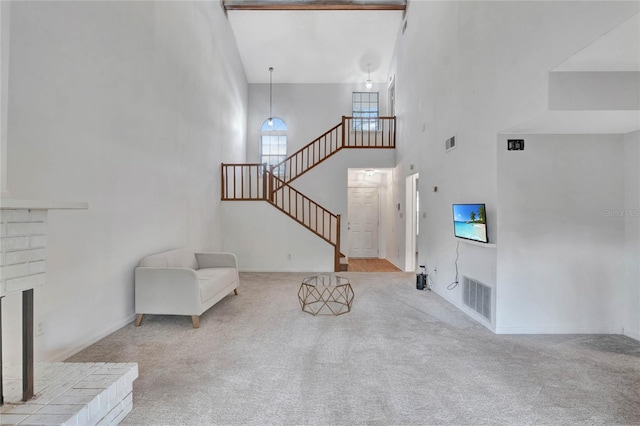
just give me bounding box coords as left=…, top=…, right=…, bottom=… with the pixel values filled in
left=453, top=204, right=487, bottom=242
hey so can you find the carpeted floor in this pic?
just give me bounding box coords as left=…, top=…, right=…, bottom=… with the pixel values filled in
left=67, top=272, right=640, bottom=425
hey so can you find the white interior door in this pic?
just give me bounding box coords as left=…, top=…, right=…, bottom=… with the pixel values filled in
left=348, top=187, right=379, bottom=258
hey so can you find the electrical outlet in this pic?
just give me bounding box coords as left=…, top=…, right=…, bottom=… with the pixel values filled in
left=36, top=321, right=44, bottom=337
left=287, top=254, right=292, bottom=260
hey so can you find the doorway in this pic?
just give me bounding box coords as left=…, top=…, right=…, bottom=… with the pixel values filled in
left=405, top=173, right=419, bottom=272
left=388, top=77, right=395, bottom=117
left=348, top=187, right=379, bottom=258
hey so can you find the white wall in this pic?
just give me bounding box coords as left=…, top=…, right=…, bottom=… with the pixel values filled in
left=549, top=71, right=640, bottom=111
left=3, top=1, right=247, bottom=361
left=294, top=149, right=395, bottom=257
left=0, top=1, right=10, bottom=196
left=390, top=1, right=639, bottom=330
left=623, top=130, right=640, bottom=339
left=222, top=202, right=333, bottom=272
left=497, top=134, right=626, bottom=334
left=246, top=82, right=389, bottom=162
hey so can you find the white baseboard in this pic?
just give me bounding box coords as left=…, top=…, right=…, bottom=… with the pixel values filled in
left=238, top=267, right=332, bottom=273
left=494, top=326, right=622, bottom=335
left=49, top=313, right=137, bottom=362
left=386, top=257, right=404, bottom=271
left=431, top=286, right=496, bottom=333
left=623, top=327, right=640, bottom=341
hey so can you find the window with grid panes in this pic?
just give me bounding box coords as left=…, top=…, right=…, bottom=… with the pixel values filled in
left=352, top=92, right=379, bottom=131
left=260, top=117, right=287, bottom=176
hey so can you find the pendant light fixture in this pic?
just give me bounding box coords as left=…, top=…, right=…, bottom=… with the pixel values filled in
left=365, top=63, right=373, bottom=89
left=268, top=66, right=274, bottom=127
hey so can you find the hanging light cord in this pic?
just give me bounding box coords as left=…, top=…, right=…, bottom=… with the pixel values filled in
left=269, top=67, right=274, bottom=120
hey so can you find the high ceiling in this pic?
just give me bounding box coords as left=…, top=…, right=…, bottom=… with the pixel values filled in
left=224, top=1, right=405, bottom=84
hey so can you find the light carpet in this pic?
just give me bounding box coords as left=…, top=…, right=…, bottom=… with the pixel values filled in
left=67, top=272, right=640, bottom=425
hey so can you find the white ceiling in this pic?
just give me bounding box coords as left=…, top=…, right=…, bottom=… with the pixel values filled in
left=226, top=9, right=404, bottom=84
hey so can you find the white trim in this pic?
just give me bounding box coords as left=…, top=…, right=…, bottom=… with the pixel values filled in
left=238, top=267, right=330, bottom=273
left=48, top=313, right=137, bottom=362
left=456, top=238, right=496, bottom=248
left=0, top=198, right=88, bottom=210
left=404, top=173, right=418, bottom=272
left=432, top=286, right=496, bottom=333
left=386, top=257, right=403, bottom=271
left=494, top=326, right=623, bottom=335
left=623, top=327, right=640, bottom=341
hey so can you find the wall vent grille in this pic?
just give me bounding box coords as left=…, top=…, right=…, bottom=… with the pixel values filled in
left=462, top=276, right=491, bottom=322
left=445, top=136, right=456, bottom=151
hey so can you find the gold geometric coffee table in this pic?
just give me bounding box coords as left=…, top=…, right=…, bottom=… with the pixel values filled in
left=298, top=275, right=354, bottom=316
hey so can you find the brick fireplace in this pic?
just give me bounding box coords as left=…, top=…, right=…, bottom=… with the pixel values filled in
left=0, top=198, right=138, bottom=425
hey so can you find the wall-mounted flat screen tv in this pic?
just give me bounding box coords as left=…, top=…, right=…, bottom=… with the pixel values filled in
left=452, top=203, right=488, bottom=243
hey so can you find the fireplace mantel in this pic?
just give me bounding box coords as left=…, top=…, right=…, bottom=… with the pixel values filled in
left=0, top=198, right=88, bottom=210
left=1, top=198, right=88, bottom=297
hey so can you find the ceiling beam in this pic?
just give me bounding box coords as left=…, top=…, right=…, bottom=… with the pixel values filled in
left=223, top=1, right=406, bottom=11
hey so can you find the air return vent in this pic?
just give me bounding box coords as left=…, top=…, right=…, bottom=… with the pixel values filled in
left=445, top=136, right=456, bottom=152
left=462, top=276, right=491, bottom=322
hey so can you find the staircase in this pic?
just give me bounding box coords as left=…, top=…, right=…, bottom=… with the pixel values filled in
left=221, top=115, right=396, bottom=271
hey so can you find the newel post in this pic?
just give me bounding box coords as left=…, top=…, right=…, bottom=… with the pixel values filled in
left=220, top=163, right=225, bottom=200
left=269, top=165, right=275, bottom=203
left=334, top=214, right=341, bottom=272
left=262, top=163, right=267, bottom=200
left=341, top=116, right=346, bottom=148
left=393, top=116, right=397, bottom=148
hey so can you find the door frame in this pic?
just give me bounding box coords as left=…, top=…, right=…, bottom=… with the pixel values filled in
left=405, top=173, right=419, bottom=272
left=347, top=186, right=380, bottom=258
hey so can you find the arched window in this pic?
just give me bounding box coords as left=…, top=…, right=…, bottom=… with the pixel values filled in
left=260, top=117, right=287, bottom=174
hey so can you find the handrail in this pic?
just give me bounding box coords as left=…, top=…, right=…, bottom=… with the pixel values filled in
left=271, top=116, right=395, bottom=187
left=268, top=171, right=339, bottom=246
left=342, top=116, right=396, bottom=148
left=221, top=163, right=339, bottom=246
left=271, top=122, right=342, bottom=185
left=221, top=163, right=268, bottom=200
left=221, top=116, right=396, bottom=272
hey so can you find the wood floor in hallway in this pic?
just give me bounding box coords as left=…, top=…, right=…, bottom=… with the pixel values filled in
left=347, top=258, right=401, bottom=272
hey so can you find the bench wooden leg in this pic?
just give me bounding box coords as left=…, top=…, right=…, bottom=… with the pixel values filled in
left=135, top=314, right=144, bottom=327
left=234, top=288, right=238, bottom=295
left=191, top=316, right=200, bottom=328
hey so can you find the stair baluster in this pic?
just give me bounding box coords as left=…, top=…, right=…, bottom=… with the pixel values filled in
left=221, top=116, right=395, bottom=271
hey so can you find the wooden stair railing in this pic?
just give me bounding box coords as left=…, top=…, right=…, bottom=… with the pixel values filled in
left=221, top=163, right=268, bottom=200
left=221, top=115, right=396, bottom=272
left=221, top=163, right=341, bottom=271
left=268, top=171, right=342, bottom=272
left=272, top=116, right=395, bottom=187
